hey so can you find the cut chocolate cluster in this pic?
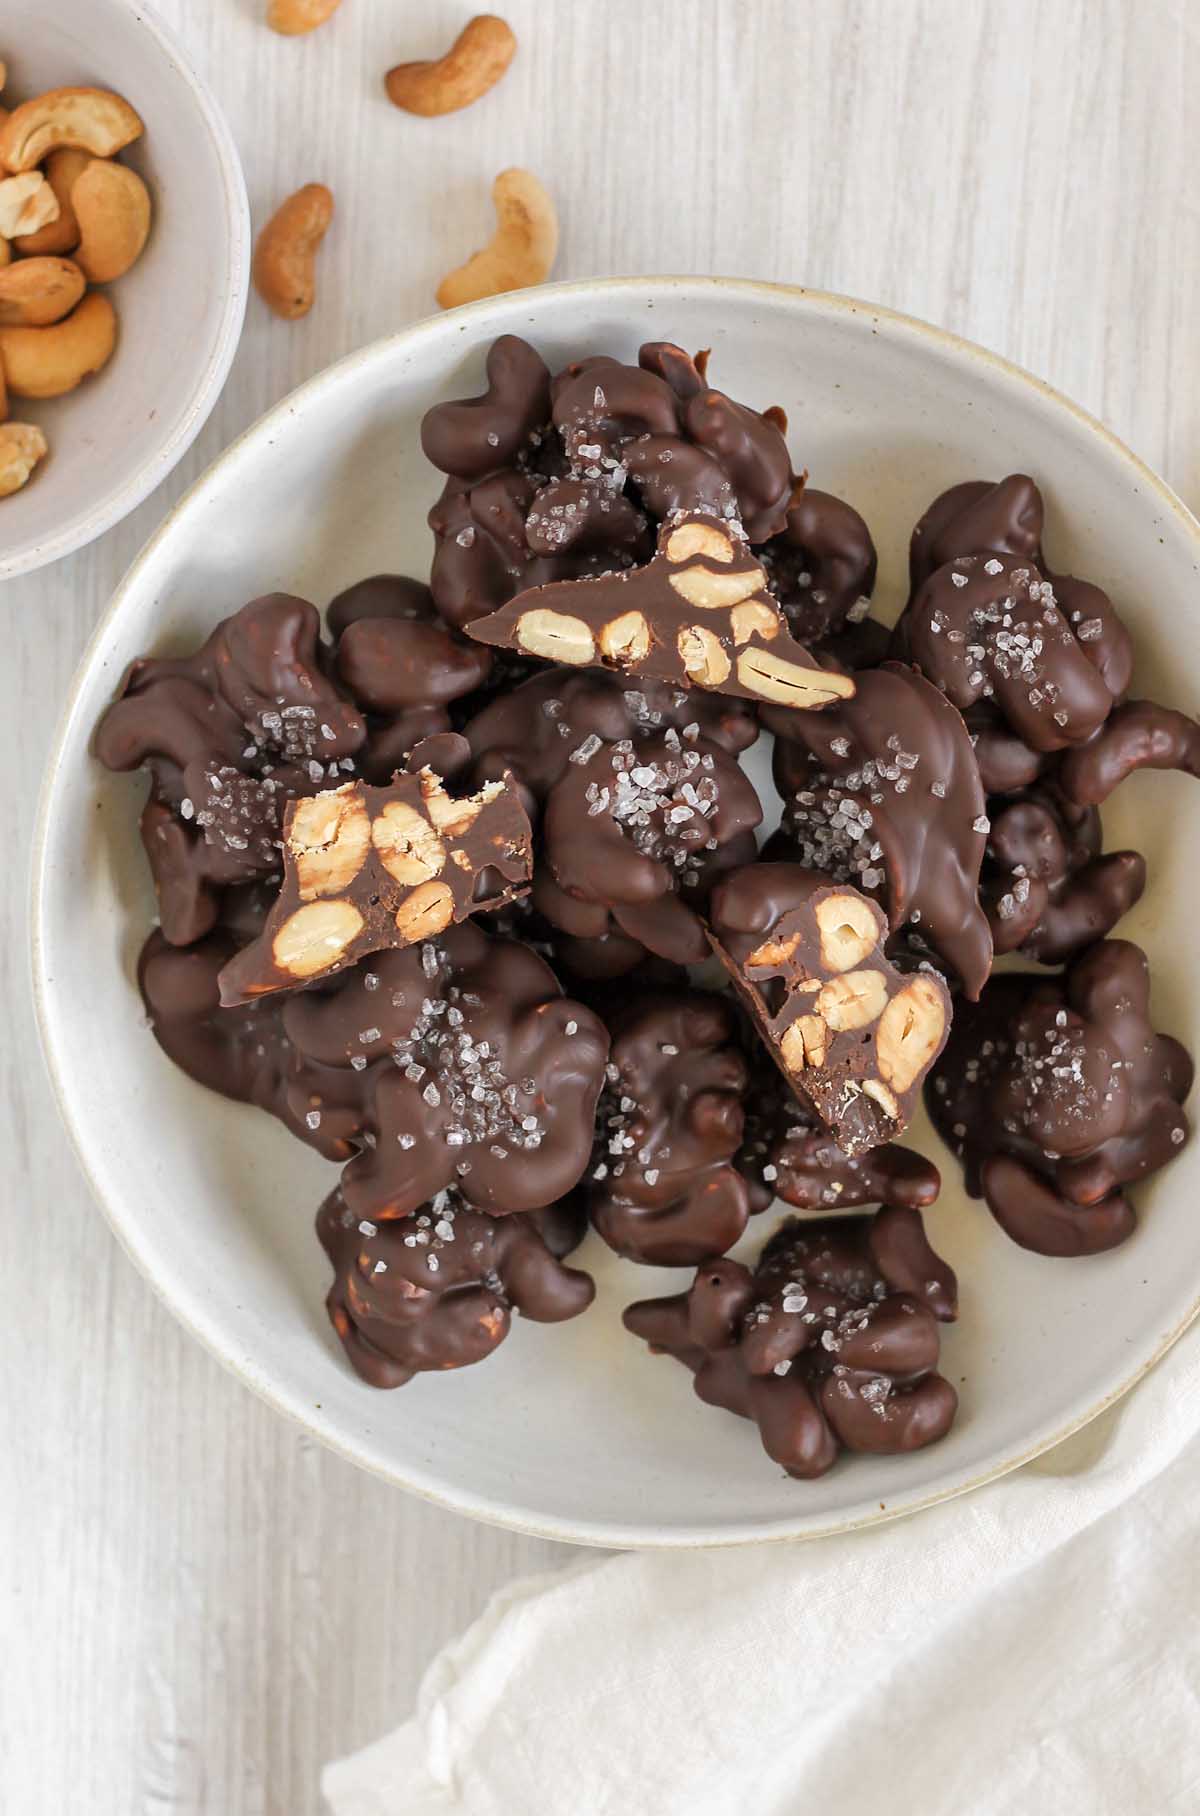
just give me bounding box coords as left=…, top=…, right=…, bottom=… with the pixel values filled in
left=98, top=337, right=1200, bottom=1484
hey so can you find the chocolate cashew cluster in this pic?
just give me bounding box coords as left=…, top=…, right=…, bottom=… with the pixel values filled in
left=585, top=991, right=752, bottom=1266
left=421, top=335, right=827, bottom=635
left=767, top=662, right=994, bottom=999
left=624, top=1211, right=958, bottom=1478
left=326, top=574, right=494, bottom=783
left=927, top=939, right=1192, bottom=1255
left=982, top=784, right=1145, bottom=964
left=96, top=594, right=367, bottom=945
left=900, top=473, right=1200, bottom=809
left=283, top=921, right=609, bottom=1222
left=540, top=724, right=762, bottom=966
left=318, top=1186, right=594, bottom=1389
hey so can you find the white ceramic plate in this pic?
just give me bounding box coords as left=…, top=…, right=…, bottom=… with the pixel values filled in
left=0, top=0, right=249, bottom=581
left=31, top=278, right=1200, bottom=1547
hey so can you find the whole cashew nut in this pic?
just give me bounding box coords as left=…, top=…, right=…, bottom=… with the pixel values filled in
left=0, top=87, right=143, bottom=173
left=253, top=183, right=334, bottom=319
left=436, top=168, right=557, bottom=310
left=72, top=160, right=151, bottom=283
left=0, top=255, right=86, bottom=326
left=385, top=15, right=517, bottom=117
left=13, top=148, right=88, bottom=256
left=0, top=172, right=59, bottom=239
left=0, top=290, right=116, bottom=397
left=267, top=0, right=344, bottom=35
left=0, top=421, right=49, bottom=496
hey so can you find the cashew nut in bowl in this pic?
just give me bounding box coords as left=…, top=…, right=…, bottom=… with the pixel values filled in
left=385, top=15, right=517, bottom=116
left=14, top=148, right=88, bottom=256
left=0, top=421, right=48, bottom=496
left=436, top=168, right=557, bottom=310
left=0, top=88, right=143, bottom=173
left=0, top=239, right=9, bottom=269
left=0, top=172, right=59, bottom=240
left=72, top=161, right=151, bottom=283
left=267, top=0, right=344, bottom=35
left=0, top=290, right=116, bottom=397
left=0, top=256, right=86, bottom=326
left=253, top=183, right=334, bottom=319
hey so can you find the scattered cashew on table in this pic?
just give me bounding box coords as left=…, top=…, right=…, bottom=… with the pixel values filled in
left=253, top=13, right=555, bottom=321
left=0, top=66, right=152, bottom=500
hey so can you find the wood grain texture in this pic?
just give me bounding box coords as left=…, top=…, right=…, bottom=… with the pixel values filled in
left=2, top=1, right=1199, bottom=1809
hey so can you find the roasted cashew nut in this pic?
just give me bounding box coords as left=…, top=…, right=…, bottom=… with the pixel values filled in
left=0, top=421, right=49, bottom=496
left=267, top=0, right=344, bottom=35
left=0, top=172, right=59, bottom=239
left=13, top=148, right=88, bottom=256
left=436, top=168, right=557, bottom=309
left=0, top=256, right=86, bottom=327
left=0, top=87, right=143, bottom=173
left=0, top=291, right=116, bottom=398
left=72, top=160, right=151, bottom=283
left=386, top=15, right=517, bottom=117
left=253, top=183, right=333, bottom=319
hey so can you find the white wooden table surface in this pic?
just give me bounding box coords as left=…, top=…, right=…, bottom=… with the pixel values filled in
left=3, top=2, right=1198, bottom=1809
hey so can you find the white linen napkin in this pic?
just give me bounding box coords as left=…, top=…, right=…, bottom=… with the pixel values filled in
left=324, top=1317, right=1200, bottom=1816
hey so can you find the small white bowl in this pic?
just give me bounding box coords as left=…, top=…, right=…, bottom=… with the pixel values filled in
left=0, top=0, right=248, bottom=581
left=32, top=278, right=1200, bottom=1547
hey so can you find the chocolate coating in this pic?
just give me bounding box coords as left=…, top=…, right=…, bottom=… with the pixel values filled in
left=1057, top=699, right=1200, bottom=806
left=758, top=487, right=878, bottom=642
left=983, top=785, right=1145, bottom=964
left=541, top=725, right=763, bottom=966
left=586, top=992, right=752, bottom=1266
left=736, top=1065, right=942, bottom=1223
left=624, top=1212, right=958, bottom=1479
left=908, top=474, right=1044, bottom=593
left=138, top=925, right=369, bottom=1161
left=897, top=554, right=1116, bottom=752
left=288, top=923, right=609, bottom=1221
left=420, top=334, right=552, bottom=482
left=927, top=940, right=1192, bottom=1255
left=464, top=664, right=757, bottom=818
left=96, top=594, right=367, bottom=945
left=318, top=1185, right=593, bottom=1389
left=767, top=663, right=993, bottom=998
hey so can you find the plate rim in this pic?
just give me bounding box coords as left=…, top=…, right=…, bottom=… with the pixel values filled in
left=30, top=273, right=1200, bottom=1548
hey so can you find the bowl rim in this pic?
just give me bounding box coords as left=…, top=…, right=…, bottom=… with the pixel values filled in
left=0, top=0, right=251, bottom=583
left=30, top=274, right=1200, bottom=1548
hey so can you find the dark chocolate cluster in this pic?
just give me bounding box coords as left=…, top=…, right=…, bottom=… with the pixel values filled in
left=927, top=940, right=1191, bottom=1255
left=99, top=337, right=1200, bottom=1487
left=624, top=1210, right=958, bottom=1478
left=584, top=992, right=753, bottom=1266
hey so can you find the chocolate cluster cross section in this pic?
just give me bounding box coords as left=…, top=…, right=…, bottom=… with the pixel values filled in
left=465, top=512, right=856, bottom=711
left=218, top=761, right=532, bottom=1005
left=708, top=862, right=951, bottom=1153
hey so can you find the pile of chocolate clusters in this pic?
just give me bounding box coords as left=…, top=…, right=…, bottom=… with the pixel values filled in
left=96, top=335, right=1200, bottom=1482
